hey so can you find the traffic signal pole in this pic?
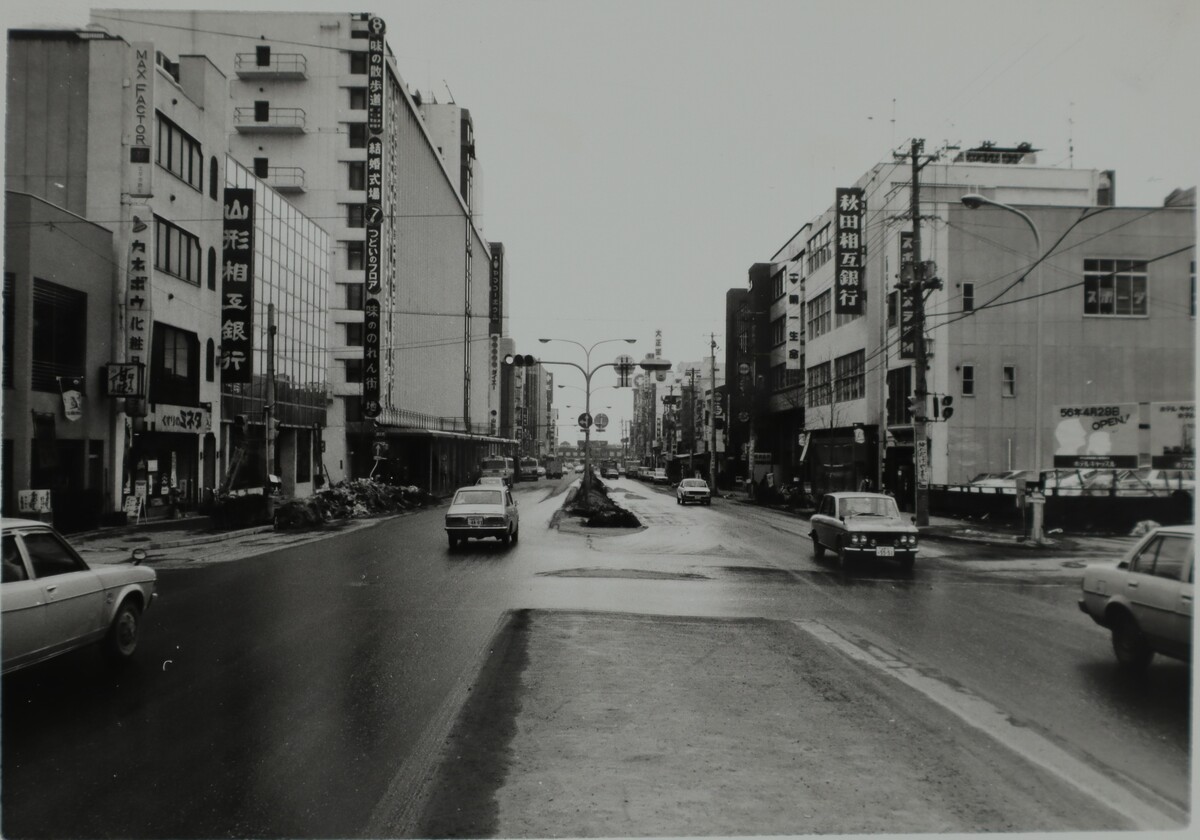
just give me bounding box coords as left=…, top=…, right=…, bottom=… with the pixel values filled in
left=908, top=139, right=931, bottom=527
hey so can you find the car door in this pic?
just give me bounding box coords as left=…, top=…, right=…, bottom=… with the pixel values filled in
left=21, top=529, right=108, bottom=655
left=813, top=496, right=836, bottom=547
left=1123, top=534, right=1186, bottom=647
left=1143, top=533, right=1193, bottom=654
left=2, top=533, right=46, bottom=671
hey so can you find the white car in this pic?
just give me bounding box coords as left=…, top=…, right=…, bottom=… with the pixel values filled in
left=536, top=466, right=547, bottom=479
left=574, top=464, right=584, bottom=474
left=476, top=476, right=507, bottom=487
left=2, top=518, right=157, bottom=675
left=676, top=478, right=712, bottom=506
left=809, top=492, right=919, bottom=571
left=651, top=469, right=670, bottom=485
left=445, top=486, right=519, bottom=548
left=1079, top=524, right=1193, bottom=671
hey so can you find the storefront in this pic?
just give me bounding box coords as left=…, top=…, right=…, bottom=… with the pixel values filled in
left=127, top=402, right=210, bottom=518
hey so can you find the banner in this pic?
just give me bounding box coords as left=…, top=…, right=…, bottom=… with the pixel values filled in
left=1150, top=402, right=1194, bottom=469
left=59, top=377, right=83, bottom=421
left=1053, top=403, right=1139, bottom=468
left=834, top=188, right=865, bottom=314
left=220, top=189, right=255, bottom=385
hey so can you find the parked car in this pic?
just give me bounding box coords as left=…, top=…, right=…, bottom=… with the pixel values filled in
left=676, top=478, right=712, bottom=506
left=2, top=518, right=157, bottom=675
left=602, top=466, right=620, bottom=479
left=536, top=466, right=547, bottom=479
left=1078, top=524, right=1193, bottom=671
left=652, top=468, right=670, bottom=485
left=809, top=492, right=919, bottom=571
left=445, top=486, right=519, bottom=549
left=479, top=456, right=515, bottom=487
left=476, top=476, right=507, bottom=487
left=574, top=464, right=584, bottom=474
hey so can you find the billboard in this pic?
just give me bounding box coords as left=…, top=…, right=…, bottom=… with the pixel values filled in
left=1150, top=402, right=1194, bottom=469
left=1053, top=403, right=1139, bottom=469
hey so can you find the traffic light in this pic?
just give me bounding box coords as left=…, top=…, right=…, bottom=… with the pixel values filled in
left=940, top=395, right=954, bottom=421
left=906, top=395, right=921, bottom=420
left=504, top=354, right=537, bottom=366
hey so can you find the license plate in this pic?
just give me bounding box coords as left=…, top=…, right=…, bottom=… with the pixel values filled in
left=467, top=517, right=482, bottom=526
left=876, top=546, right=895, bottom=557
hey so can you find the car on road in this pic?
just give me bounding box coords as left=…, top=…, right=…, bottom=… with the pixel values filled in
left=536, top=466, right=547, bottom=479
left=651, top=468, right=670, bottom=485
left=445, top=486, right=519, bottom=549
left=574, top=464, right=584, bottom=474
left=602, top=466, right=620, bottom=479
left=809, top=492, right=919, bottom=571
left=676, top=478, right=712, bottom=505
left=1078, top=524, right=1193, bottom=672
left=2, top=518, right=157, bottom=675
left=476, top=476, right=507, bottom=487
left=479, top=456, right=515, bottom=487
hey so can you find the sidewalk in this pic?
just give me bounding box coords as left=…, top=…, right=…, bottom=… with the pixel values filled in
left=69, top=516, right=276, bottom=565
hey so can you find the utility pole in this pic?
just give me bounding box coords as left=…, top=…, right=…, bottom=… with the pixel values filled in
left=907, top=138, right=931, bottom=527
left=709, top=333, right=718, bottom=490
left=686, top=367, right=699, bottom=479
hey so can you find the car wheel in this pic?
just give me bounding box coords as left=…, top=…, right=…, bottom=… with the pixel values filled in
left=448, top=534, right=458, bottom=549
left=512, top=525, right=519, bottom=544
left=811, top=535, right=824, bottom=561
left=837, top=545, right=853, bottom=573
left=502, top=530, right=512, bottom=546
left=1111, top=612, right=1154, bottom=672
left=106, top=598, right=143, bottom=660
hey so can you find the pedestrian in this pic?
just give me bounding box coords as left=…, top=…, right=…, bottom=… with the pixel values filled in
left=859, top=477, right=873, bottom=492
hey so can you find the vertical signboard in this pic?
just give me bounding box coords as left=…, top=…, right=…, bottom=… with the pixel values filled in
left=124, top=43, right=154, bottom=198
left=489, top=243, right=504, bottom=336
left=124, top=205, right=153, bottom=416
left=361, top=15, right=387, bottom=420
left=898, top=231, right=917, bottom=359
left=220, top=189, right=255, bottom=385
left=834, top=188, right=865, bottom=315
left=1150, top=402, right=1194, bottom=468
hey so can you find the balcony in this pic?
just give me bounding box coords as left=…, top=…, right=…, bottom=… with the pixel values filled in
left=234, top=52, right=308, bottom=80
left=266, top=166, right=306, bottom=193
left=233, top=107, right=307, bottom=134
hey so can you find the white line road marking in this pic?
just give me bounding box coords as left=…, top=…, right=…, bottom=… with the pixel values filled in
left=794, top=619, right=1187, bottom=830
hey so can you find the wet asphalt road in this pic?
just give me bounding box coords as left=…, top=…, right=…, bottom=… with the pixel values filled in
left=1, top=477, right=1190, bottom=837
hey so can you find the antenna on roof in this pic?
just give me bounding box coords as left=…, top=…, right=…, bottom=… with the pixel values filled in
left=443, top=80, right=455, bottom=104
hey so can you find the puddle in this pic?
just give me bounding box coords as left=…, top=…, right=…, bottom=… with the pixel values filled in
left=538, top=568, right=709, bottom=581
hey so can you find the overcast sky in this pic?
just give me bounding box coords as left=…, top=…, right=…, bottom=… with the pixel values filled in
left=8, top=0, right=1199, bottom=442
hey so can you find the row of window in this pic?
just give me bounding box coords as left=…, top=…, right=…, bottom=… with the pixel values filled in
left=960, top=363, right=1017, bottom=397
left=805, top=350, right=865, bottom=407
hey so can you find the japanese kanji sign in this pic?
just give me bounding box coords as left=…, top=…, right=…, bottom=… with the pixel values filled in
left=362, top=298, right=382, bottom=419
left=221, top=188, right=255, bottom=385
left=361, top=17, right=387, bottom=420
left=834, top=187, right=865, bottom=315
left=124, top=204, right=153, bottom=416
left=367, top=17, right=386, bottom=136
left=898, top=231, right=917, bottom=359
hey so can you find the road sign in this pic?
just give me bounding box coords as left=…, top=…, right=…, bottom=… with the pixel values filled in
left=578, top=412, right=592, bottom=429
left=738, top=363, right=750, bottom=375
left=372, top=441, right=389, bottom=460
left=713, top=404, right=724, bottom=417
left=595, top=413, right=609, bottom=430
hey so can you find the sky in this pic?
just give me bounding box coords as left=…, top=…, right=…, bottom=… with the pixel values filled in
left=7, top=0, right=1199, bottom=444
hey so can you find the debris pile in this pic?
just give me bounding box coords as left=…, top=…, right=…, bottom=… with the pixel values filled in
left=274, top=480, right=439, bottom=530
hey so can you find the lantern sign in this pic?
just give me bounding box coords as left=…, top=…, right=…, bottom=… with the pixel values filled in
left=834, top=187, right=866, bottom=315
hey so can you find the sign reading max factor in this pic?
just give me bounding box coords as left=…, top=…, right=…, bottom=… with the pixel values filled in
left=221, top=189, right=255, bottom=385
left=361, top=15, right=387, bottom=420
left=834, top=187, right=865, bottom=315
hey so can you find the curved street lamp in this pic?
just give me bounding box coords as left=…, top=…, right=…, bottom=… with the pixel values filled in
left=526, top=338, right=671, bottom=496
left=961, top=193, right=1046, bottom=543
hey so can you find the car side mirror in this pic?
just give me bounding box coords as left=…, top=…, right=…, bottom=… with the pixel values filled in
left=131, top=548, right=148, bottom=565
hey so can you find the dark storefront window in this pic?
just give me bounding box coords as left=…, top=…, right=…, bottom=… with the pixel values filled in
left=296, top=429, right=312, bottom=483
left=3, top=274, right=14, bottom=388
left=151, top=323, right=199, bottom=406
left=32, top=279, right=86, bottom=392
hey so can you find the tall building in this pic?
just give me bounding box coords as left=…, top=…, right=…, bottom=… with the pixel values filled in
left=91, top=10, right=512, bottom=493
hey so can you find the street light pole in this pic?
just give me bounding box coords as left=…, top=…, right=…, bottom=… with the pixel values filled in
left=961, top=193, right=1045, bottom=543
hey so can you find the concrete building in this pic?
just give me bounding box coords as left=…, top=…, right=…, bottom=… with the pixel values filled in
left=740, top=142, right=1195, bottom=502
left=91, top=9, right=512, bottom=494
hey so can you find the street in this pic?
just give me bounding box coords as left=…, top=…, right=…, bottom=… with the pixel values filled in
left=2, top=477, right=1190, bottom=837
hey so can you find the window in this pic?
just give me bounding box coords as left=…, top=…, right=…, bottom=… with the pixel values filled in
left=1083, top=259, right=1148, bottom=316
left=772, top=269, right=786, bottom=300
left=1002, top=364, right=1016, bottom=397
left=348, top=161, right=366, bottom=191
left=806, top=361, right=831, bottom=407
left=1151, top=535, right=1193, bottom=581
left=22, top=531, right=86, bottom=579
left=806, top=224, right=832, bottom=273
left=961, top=364, right=974, bottom=397
left=156, top=112, right=203, bottom=191
left=788, top=294, right=800, bottom=305
left=834, top=350, right=865, bottom=402
left=350, top=52, right=368, bottom=74
left=349, top=88, right=367, bottom=109
left=770, top=315, right=786, bottom=346
left=887, top=290, right=899, bottom=328
left=154, top=216, right=202, bottom=285
left=1191, top=261, right=1195, bottom=318
left=346, top=241, right=365, bottom=270
left=151, top=324, right=199, bottom=406
left=3, top=274, right=13, bottom=388
left=207, top=247, right=217, bottom=290
left=886, top=367, right=913, bottom=425
left=347, top=204, right=365, bottom=228
left=348, top=123, right=367, bottom=148
left=345, top=323, right=363, bottom=346
left=296, top=429, right=312, bottom=483
left=254, top=100, right=270, bottom=122
left=769, top=363, right=786, bottom=390
left=2, top=535, right=27, bottom=583
left=345, top=284, right=364, bottom=310
left=32, top=279, right=87, bottom=392
left=806, top=290, right=832, bottom=340
left=962, top=282, right=975, bottom=312
left=209, top=157, right=219, bottom=200
left=206, top=339, right=215, bottom=382
left=344, top=358, right=363, bottom=383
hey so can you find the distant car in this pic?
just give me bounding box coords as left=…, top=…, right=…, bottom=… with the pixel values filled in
left=574, top=464, right=584, bottom=474
left=536, top=466, right=547, bottom=479
left=477, top=476, right=506, bottom=487
left=602, top=466, right=620, bottom=479
left=479, top=456, right=515, bottom=487
left=2, top=518, right=157, bottom=675
left=809, top=492, right=919, bottom=571
left=676, top=478, right=711, bottom=506
left=652, top=468, right=669, bottom=485
left=1079, top=524, right=1193, bottom=672
left=626, top=466, right=640, bottom=479
left=445, top=486, right=519, bottom=549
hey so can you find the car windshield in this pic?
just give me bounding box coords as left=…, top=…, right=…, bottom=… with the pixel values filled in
left=840, top=496, right=899, bottom=518
left=481, top=459, right=509, bottom=470
left=681, top=480, right=707, bottom=488
left=453, top=489, right=503, bottom=506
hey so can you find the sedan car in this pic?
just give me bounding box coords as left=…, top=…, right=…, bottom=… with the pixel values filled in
left=2, top=518, right=157, bottom=675
left=476, top=476, right=507, bottom=487
left=445, top=486, right=519, bottom=548
left=676, top=478, right=711, bottom=505
left=574, top=464, right=584, bottom=474
left=651, top=468, right=670, bottom=485
left=602, top=467, right=620, bottom=479
left=809, top=492, right=918, bottom=570
left=1078, top=524, right=1193, bottom=672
